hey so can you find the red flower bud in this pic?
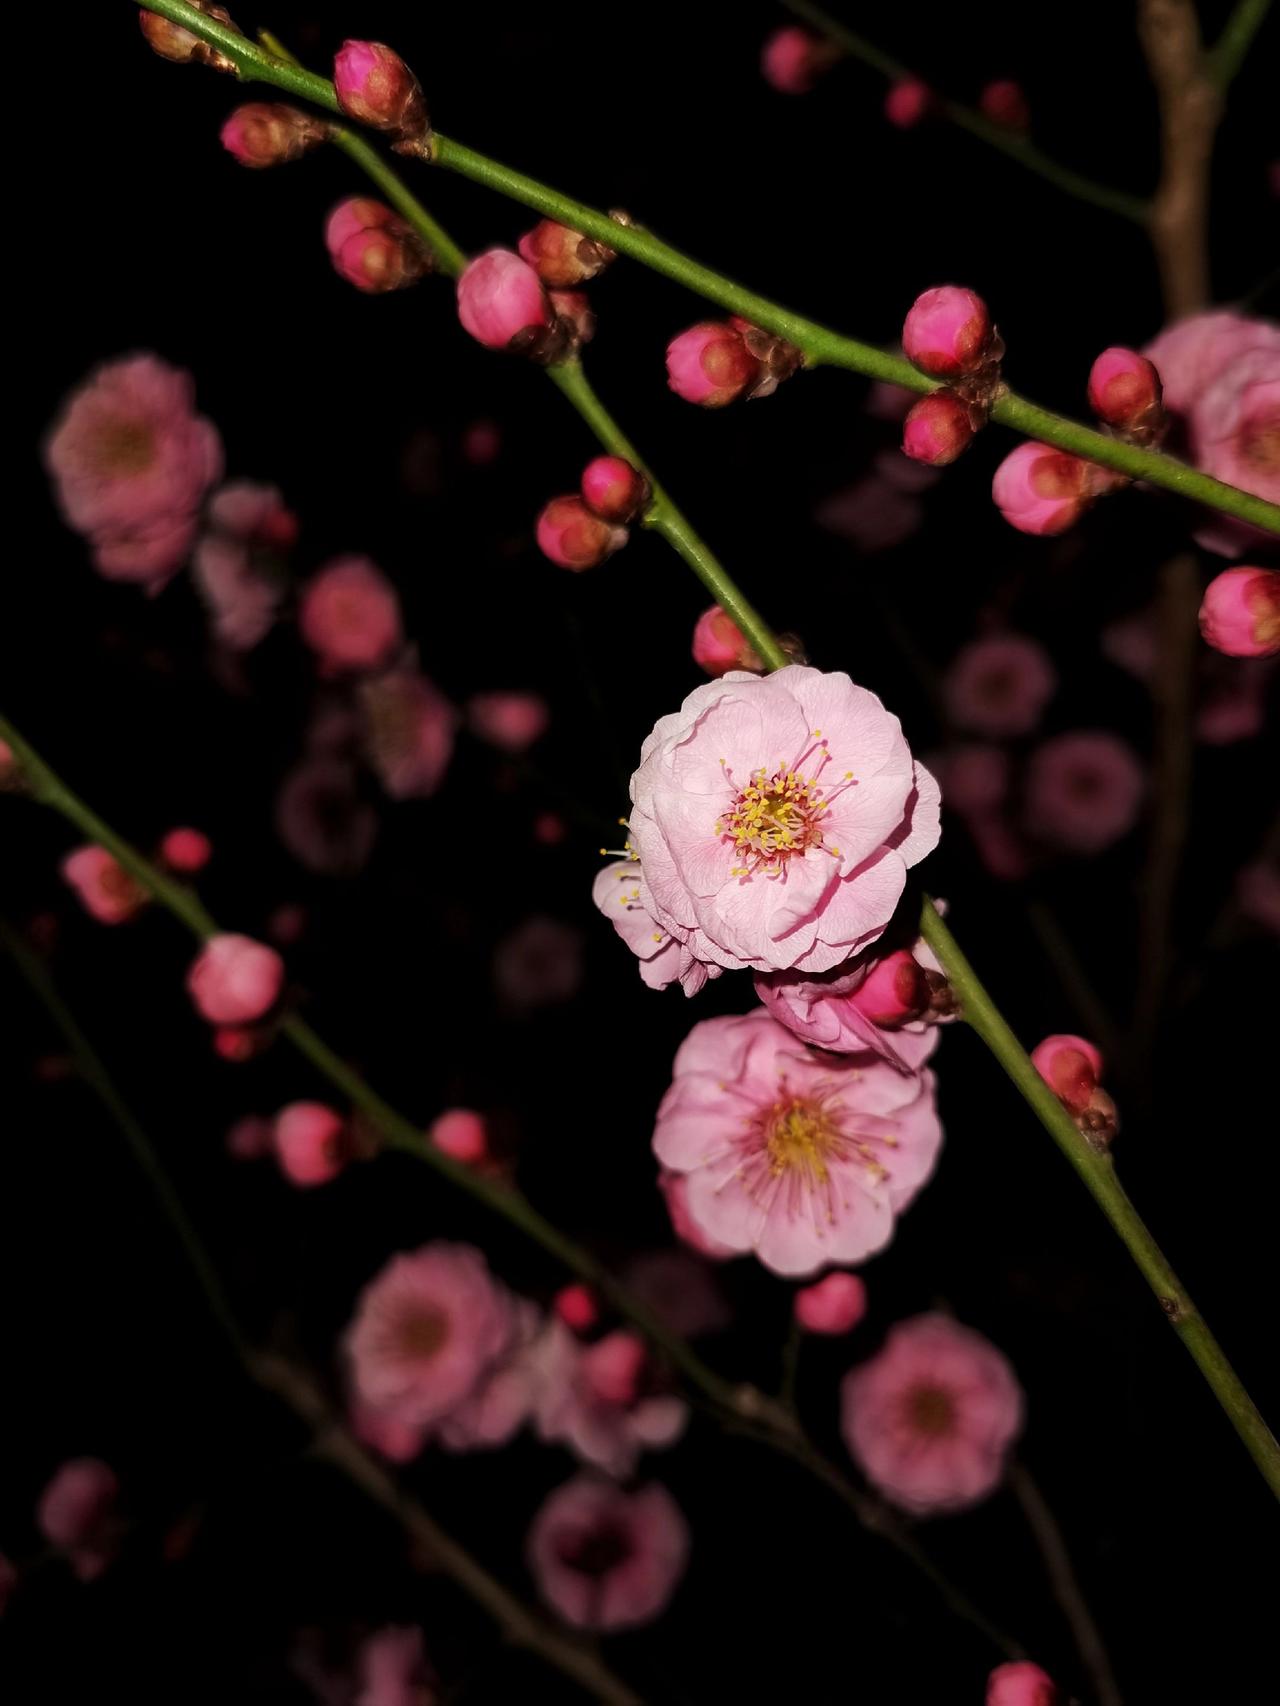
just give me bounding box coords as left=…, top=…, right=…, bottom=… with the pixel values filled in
left=220, top=103, right=325, bottom=169
left=536, top=497, right=627, bottom=571
left=333, top=40, right=429, bottom=143
left=902, top=392, right=976, bottom=464
left=580, top=456, right=649, bottom=523
left=518, top=220, right=615, bottom=288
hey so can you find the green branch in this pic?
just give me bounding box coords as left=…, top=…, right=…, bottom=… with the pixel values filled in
left=1208, top=0, right=1274, bottom=89
left=131, top=0, right=1280, bottom=536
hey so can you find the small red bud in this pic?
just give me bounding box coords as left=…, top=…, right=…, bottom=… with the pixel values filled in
left=847, top=949, right=929, bottom=1027
left=536, top=497, right=627, bottom=571
left=979, top=80, right=1030, bottom=131
left=692, top=605, right=763, bottom=677
left=554, top=1284, right=599, bottom=1334
left=580, top=456, right=649, bottom=523
left=902, top=391, right=976, bottom=464
left=518, top=220, right=615, bottom=288
left=333, top=40, right=429, bottom=143
left=1087, top=347, right=1164, bottom=431
left=220, top=103, right=326, bottom=168
left=903, top=286, right=996, bottom=379
left=884, top=78, right=933, bottom=127
left=325, top=199, right=430, bottom=294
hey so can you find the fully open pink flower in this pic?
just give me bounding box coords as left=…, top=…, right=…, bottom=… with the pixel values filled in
left=359, top=668, right=456, bottom=799
left=186, top=933, right=284, bottom=1025
left=300, top=557, right=403, bottom=674
left=840, top=1313, right=1023, bottom=1514
left=436, top=1298, right=545, bottom=1452
left=626, top=666, right=940, bottom=980
left=527, top=1475, right=689, bottom=1632
left=44, top=355, right=223, bottom=587
left=653, top=1010, right=943, bottom=1275
left=592, top=860, right=720, bottom=996
left=345, top=1244, right=515, bottom=1428
left=1144, top=311, right=1275, bottom=417
left=942, top=634, right=1057, bottom=737
left=61, top=846, right=148, bottom=924
left=1024, top=731, right=1144, bottom=853
left=37, top=1458, right=120, bottom=1581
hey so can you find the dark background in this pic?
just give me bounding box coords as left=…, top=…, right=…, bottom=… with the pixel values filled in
left=4, top=1, right=1278, bottom=1700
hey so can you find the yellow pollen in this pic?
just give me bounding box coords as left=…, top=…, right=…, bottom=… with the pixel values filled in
left=764, top=1098, right=841, bottom=1185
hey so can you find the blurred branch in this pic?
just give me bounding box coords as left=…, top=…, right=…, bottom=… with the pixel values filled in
left=1208, top=0, right=1273, bottom=89
left=777, top=0, right=1150, bottom=223
left=1137, top=0, right=1222, bottom=314
left=127, top=0, right=1280, bottom=535
left=1009, top=1462, right=1123, bottom=1706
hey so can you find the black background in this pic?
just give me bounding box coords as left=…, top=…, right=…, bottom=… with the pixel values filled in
left=4, top=1, right=1278, bottom=1700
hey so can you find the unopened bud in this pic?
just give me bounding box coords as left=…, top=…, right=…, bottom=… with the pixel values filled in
left=847, top=949, right=929, bottom=1027
left=692, top=605, right=763, bottom=676
left=549, top=289, right=595, bottom=349
left=221, top=103, right=326, bottom=168
left=159, top=827, right=212, bottom=873
left=333, top=40, right=429, bottom=144
left=325, top=198, right=430, bottom=293
left=992, top=442, right=1099, bottom=535
left=666, top=321, right=762, bottom=407
left=273, top=1101, right=349, bottom=1187
left=979, top=80, right=1030, bottom=131
left=536, top=496, right=627, bottom=571
left=1030, top=1033, right=1107, bottom=1125
left=884, top=77, right=932, bottom=128
left=987, top=1660, right=1063, bottom=1706
left=139, top=1, right=239, bottom=72
left=794, top=1273, right=867, bottom=1335
left=518, top=220, right=615, bottom=287
left=761, top=27, right=838, bottom=95
left=1198, top=566, right=1280, bottom=658
left=902, top=391, right=977, bottom=464
left=903, top=286, right=996, bottom=379
left=430, top=1107, right=488, bottom=1165
left=555, top=1283, right=599, bottom=1334
left=1087, top=347, right=1164, bottom=434
left=457, top=249, right=563, bottom=359
left=580, top=456, right=649, bottom=522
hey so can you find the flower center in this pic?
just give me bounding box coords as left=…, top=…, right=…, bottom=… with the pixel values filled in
left=90, top=417, right=156, bottom=476
left=904, top=1382, right=956, bottom=1437
left=394, top=1304, right=449, bottom=1360
left=720, top=767, right=827, bottom=876
left=553, top=1520, right=633, bottom=1578
left=764, top=1096, right=844, bottom=1186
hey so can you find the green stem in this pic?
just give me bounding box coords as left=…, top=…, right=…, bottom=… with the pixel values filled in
left=0, top=713, right=1019, bottom=1656
left=1208, top=0, right=1274, bottom=88
left=132, top=0, right=1280, bottom=536
left=917, top=899, right=1280, bottom=1499
left=779, top=0, right=1150, bottom=223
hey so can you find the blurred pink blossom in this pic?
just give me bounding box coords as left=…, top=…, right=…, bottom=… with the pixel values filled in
left=527, top=1475, right=689, bottom=1631
left=37, top=1458, right=120, bottom=1581
left=942, top=634, right=1056, bottom=737
left=1024, top=731, right=1144, bottom=854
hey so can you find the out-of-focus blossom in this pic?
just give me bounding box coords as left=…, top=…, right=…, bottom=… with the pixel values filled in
left=193, top=480, right=295, bottom=651
left=794, top=1272, right=868, bottom=1335
left=276, top=757, right=380, bottom=875
left=1024, top=731, right=1144, bottom=854
left=186, top=933, right=284, bottom=1025
left=979, top=80, right=1030, bottom=130
left=532, top=1322, right=687, bottom=1477
left=359, top=669, right=456, bottom=800
left=942, top=634, right=1057, bottom=737
left=37, top=1458, right=120, bottom=1581
left=61, top=846, right=148, bottom=925
left=1238, top=854, right=1280, bottom=934
left=653, top=1010, right=943, bottom=1276
left=884, top=78, right=932, bottom=127
left=840, top=1313, right=1023, bottom=1514
left=622, top=1248, right=730, bottom=1339
left=816, top=450, right=941, bottom=552
left=467, top=691, right=549, bottom=753
left=554, top=1284, right=599, bottom=1334
left=761, top=26, right=836, bottom=93
left=299, top=557, right=403, bottom=675
left=429, top=1108, right=488, bottom=1166
left=273, top=1101, right=349, bottom=1187
left=159, top=826, right=212, bottom=873
left=527, top=1475, right=689, bottom=1631
left=226, top=1114, right=273, bottom=1160
left=353, top=1625, right=436, bottom=1706
left=987, top=1660, right=1063, bottom=1706
left=493, top=916, right=584, bottom=1010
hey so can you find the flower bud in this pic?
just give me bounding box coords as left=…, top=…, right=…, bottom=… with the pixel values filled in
left=61, top=846, right=147, bottom=925
left=902, top=391, right=976, bottom=464
left=582, top=1331, right=647, bottom=1407
left=987, top=1662, right=1062, bottom=1706
left=794, top=1272, right=867, bottom=1335
left=220, top=103, right=325, bottom=168
left=666, top=321, right=762, bottom=407
left=273, top=1101, right=349, bottom=1187
left=325, top=199, right=430, bottom=293
left=1031, top=1034, right=1103, bottom=1115
left=555, top=1283, right=599, bottom=1334
left=1087, top=347, right=1163, bottom=430
left=186, top=934, right=284, bottom=1026
left=761, top=27, right=837, bottom=95
left=980, top=80, right=1030, bottom=131
left=847, top=949, right=929, bottom=1027
left=1197, top=566, right=1280, bottom=658
left=992, top=442, right=1094, bottom=535
left=536, top=496, right=627, bottom=571
left=333, top=40, right=428, bottom=143
left=580, top=456, right=649, bottom=522
left=903, top=286, right=995, bottom=378
left=884, top=77, right=932, bottom=128
left=517, top=220, right=615, bottom=287
left=457, top=249, right=558, bottom=356
left=430, top=1107, right=488, bottom=1165
left=692, top=604, right=763, bottom=676
left=160, top=827, right=212, bottom=873
left=138, top=2, right=239, bottom=72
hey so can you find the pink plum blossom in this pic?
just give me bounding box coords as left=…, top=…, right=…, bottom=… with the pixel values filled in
left=692, top=605, right=763, bottom=677
left=273, top=1102, right=349, bottom=1187
left=436, top=1299, right=547, bottom=1453
left=186, top=934, right=284, bottom=1025
left=623, top=1248, right=730, bottom=1339
left=624, top=665, right=940, bottom=980
left=192, top=480, right=294, bottom=650
left=1144, top=311, right=1275, bottom=418
left=225, top=1114, right=273, bottom=1160
left=61, top=846, right=148, bottom=924
left=658, top=1169, right=737, bottom=1260
left=987, top=1661, right=1063, bottom=1706
left=794, top=1272, right=867, bottom=1334
left=1024, top=731, right=1144, bottom=854
left=665, top=322, right=761, bottom=407
left=942, top=634, right=1057, bottom=737
left=36, top=1458, right=120, bottom=1581
left=840, top=1313, right=1024, bottom=1514
left=353, top=1626, right=436, bottom=1706
left=467, top=692, right=550, bottom=753
left=456, top=249, right=553, bottom=351
left=1030, top=1034, right=1103, bottom=1115
left=592, top=860, right=721, bottom=997
left=935, top=744, right=1011, bottom=817
left=350, top=1398, right=429, bottom=1465
left=527, top=1475, right=689, bottom=1631
left=1198, top=566, right=1280, bottom=657
left=299, top=557, right=403, bottom=674
left=1087, top=347, right=1162, bottom=430
left=345, top=1244, right=515, bottom=1428
left=816, top=451, right=939, bottom=551
left=902, top=287, right=994, bottom=378
left=653, top=1010, right=943, bottom=1276
left=44, top=355, right=223, bottom=587
left=359, top=669, right=456, bottom=799
left=1195, top=658, right=1273, bottom=744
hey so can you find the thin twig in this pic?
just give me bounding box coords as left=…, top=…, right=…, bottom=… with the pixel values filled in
left=1138, top=0, right=1222, bottom=315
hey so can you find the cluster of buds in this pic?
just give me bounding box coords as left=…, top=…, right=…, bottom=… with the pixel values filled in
left=518, top=220, right=616, bottom=288
left=138, top=0, right=240, bottom=72
left=1198, top=565, right=1280, bottom=658
left=1031, top=1034, right=1118, bottom=1150
left=333, top=40, right=431, bottom=156
left=536, top=455, right=648, bottom=570
left=456, top=248, right=595, bottom=363
left=326, top=198, right=433, bottom=294
left=900, top=286, right=1004, bottom=466
left=666, top=319, right=803, bottom=407
left=221, top=103, right=327, bottom=169
left=1087, top=347, right=1166, bottom=447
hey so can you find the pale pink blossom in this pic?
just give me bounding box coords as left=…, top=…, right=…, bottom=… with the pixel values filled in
left=61, top=846, right=148, bottom=924
left=299, top=557, right=403, bottom=674
left=532, top=1320, right=687, bottom=1477
left=626, top=665, right=940, bottom=979
left=942, top=634, right=1057, bottom=737
left=36, top=1458, right=120, bottom=1581
left=692, top=605, right=762, bottom=677
left=493, top=916, right=584, bottom=1010
left=934, top=744, right=1011, bottom=817
left=987, top=1660, right=1063, bottom=1706
left=1144, top=311, right=1275, bottom=418
left=275, top=757, right=380, bottom=875
left=653, top=1010, right=943, bottom=1276
left=658, top=1170, right=737, bottom=1260
left=468, top=691, right=549, bottom=753
left=840, top=1313, right=1024, bottom=1514
left=456, top=249, right=553, bottom=351
left=186, top=933, right=284, bottom=1025
left=436, top=1299, right=546, bottom=1452
left=1101, top=605, right=1159, bottom=682
left=1024, top=731, right=1144, bottom=853
left=159, top=826, right=212, bottom=873
left=815, top=454, right=937, bottom=552
left=902, top=287, right=994, bottom=379
left=359, top=669, right=456, bottom=799
left=527, top=1476, right=689, bottom=1631
left=353, top=1626, right=436, bottom=1706
left=273, top=1101, right=349, bottom=1187
left=665, top=322, right=761, bottom=407
left=1198, top=566, right=1280, bottom=657
left=345, top=1244, right=515, bottom=1428
left=795, top=1272, right=867, bottom=1334
left=44, top=355, right=222, bottom=587
left=209, top=481, right=298, bottom=549
left=592, top=860, right=721, bottom=997
left=755, top=933, right=946, bottom=1073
